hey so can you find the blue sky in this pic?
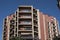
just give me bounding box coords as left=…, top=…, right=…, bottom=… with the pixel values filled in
left=0, top=0, right=60, bottom=40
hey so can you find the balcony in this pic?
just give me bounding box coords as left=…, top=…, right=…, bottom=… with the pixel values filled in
left=21, top=36, right=33, bottom=39
left=3, top=36, right=7, bottom=40
left=19, top=10, right=31, bottom=13
left=33, top=18, right=37, bottom=21
left=4, top=25, right=7, bottom=29
left=34, top=32, right=38, bottom=38
left=33, top=9, right=37, bottom=16
left=3, top=33, right=7, bottom=38
left=18, top=30, right=32, bottom=32
left=10, top=27, right=14, bottom=30
left=18, top=27, right=32, bottom=32
left=9, top=35, right=14, bottom=39
left=34, top=31, right=38, bottom=33
left=34, top=29, right=38, bottom=33
left=33, top=13, right=37, bottom=17
left=19, top=27, right=32, bottom=30
left=18, top=27, right=32, bottom=31
left=10, top=30, right=14, bottom=34
left=10, top=25, right=14, bottom=30
left=34, top=25, right=38, bottom=27
left=21, top=34, right=33, bottom=39
left=21, top=33, right=32, bottom=35
left=33, top=17, right=38, bottom=23
left=18, top=25, right=32, bottom=28
left=10, top=20, right=15, bottom=24
left=34, top=26, right=38, bottom=33
left=4, top=27, right=6, bottom=31
left=19, top=21, right=32, bottom=25
left=19, top=16, right=32, bottom=19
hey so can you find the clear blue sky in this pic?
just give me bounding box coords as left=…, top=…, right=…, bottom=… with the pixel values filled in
left=0, top=0, right=60, bottom=40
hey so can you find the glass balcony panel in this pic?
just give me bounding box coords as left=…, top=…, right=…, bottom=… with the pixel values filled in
left=20, top=16, right=32, bottom=18
left=19, top=27, right=32, bottom=30
left=20, top=21, right=32, bottom=24
left=21, top=33, right=32, bottom=35
left=20, top=10, right=31, bottom=12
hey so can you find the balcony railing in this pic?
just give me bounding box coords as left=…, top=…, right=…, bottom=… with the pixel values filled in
left=19, top=22, right=32, bottom=25
left=21, top=35, right=32, bottom=39
left=34, top=25, right=38, bottom=27
left=19, top=10, right=31, bottom=13
left=21, top=36, right=33, bottom=39
left=19, top=27, right=32, bottom=31
left=19, top=16, right=32, bottom=18
left=18, top=30, right=32, bottom=32
left=33, top=13, right=37, bottom=16
left=21, top=33, right=32, bottom=35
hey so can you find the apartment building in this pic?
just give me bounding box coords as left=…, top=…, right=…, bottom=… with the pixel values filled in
left=39, top=13, right=59, bottom=40
left=3, top=5, right=59, bottom=40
